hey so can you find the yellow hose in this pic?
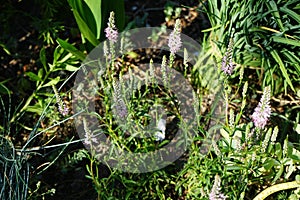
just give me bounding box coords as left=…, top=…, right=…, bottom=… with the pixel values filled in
left=253, top=181, right=300, bottom=200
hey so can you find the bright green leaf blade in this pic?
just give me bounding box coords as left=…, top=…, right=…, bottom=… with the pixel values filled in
left=39, top=47, right=47, bottom=71
left=272, top=36, right=300, bottom=47
left=25, top=72, right=42, bottom=82
left=84, top=0, right=102, bottom=39
left=272, top=165, right=284, bottom=183
left=270, top=49, right=295, bottom=92
left=26, top=105, right=44, bottom=115
left=65, top=64, right=79, bottom=71
left=282, top=51, right=300, bottom=75
left=0, top=43, right=11, bottom=55
left=57, top=38, right=86, bottom=61
left=296, top=124, right=300, bottom=135
left=42, top=77, right=61, bottom=88
left=72, top=9, right=99, bottom=46
left=68, top=0, right=97, bottom=35
left=280, top=7, right=300, bottom=24
left=267, top=1, right=285, bottom=32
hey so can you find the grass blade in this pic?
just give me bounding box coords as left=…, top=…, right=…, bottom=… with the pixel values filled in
left=270, top=49, right=295, bottom=92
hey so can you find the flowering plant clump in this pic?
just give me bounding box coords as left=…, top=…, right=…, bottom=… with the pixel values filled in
left=4, top=0, right=299, bottom=199
left=252, top=86, right=271, bottom=129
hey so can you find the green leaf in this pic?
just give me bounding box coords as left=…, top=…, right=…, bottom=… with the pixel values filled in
left=26, top=104, right=44, bottom=115
left=72, top=9, right=99, bottom=46
left=275, top=143, right=283, bottom=160
left=39, top=47, right=47, bottom=71
left=282, top=51, right=300, bottom=76
left=0, top=83, right=10, bottom=94
left=270, top=49, right=295, bottom=92
left=272, top=36, right=300, bottom=47
left=226, top=165, right=244, bottom=171
left=266, top=1, right=284, bottom=32
left=84, top=0, right=102, bottom=39
left=42, top=77, right=60, bottom=88
left=53, top=45, right=64, bottom=65
left=65, top=64, right=79, bottom=71
left=291, top=147, right=300, bottom=161
left=68, top=0, right=97, bottom=34
left=0, top=43, right=11, bottom=55
left=57, top=38, right=86, bottom=61
left=26, top=72, right=42, bottom=81
left=38, top=68, right=44, bottom=80
left=263, top=158, right=280, bottom=171
left=280, top=7, right=300, bottom=24
left=68, top=0, right=99, bottom=46
left=272, top=164, right=284, bottom=183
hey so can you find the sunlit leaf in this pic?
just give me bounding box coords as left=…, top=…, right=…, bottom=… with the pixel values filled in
left=57, top=38, right=86, bottom=61
left=42, top=77, right=60, bottom=88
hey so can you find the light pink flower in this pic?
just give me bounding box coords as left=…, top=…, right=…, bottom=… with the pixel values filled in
left=221, top=38, right=235, bottom=75
left=252, top=86, right=271, bottom=129
left=105, top=27, right=118, bottom=43
left=58, top=103, right=69, bottom=116
left=105, top=11, right=118, bottom=43
left=168, top=19, right=182, bottom=54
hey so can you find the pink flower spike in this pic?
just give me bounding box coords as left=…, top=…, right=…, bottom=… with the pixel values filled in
left=105, top=11, right=118, bottom=43
left=105, top=27, right=118, bottom=43
left=221, top=38, right=235, bottom=75
left=168, top=19, right=182, bottom=55
left=252, top=86, right=271, bottom=129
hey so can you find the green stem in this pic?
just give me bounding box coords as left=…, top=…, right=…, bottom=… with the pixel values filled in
left=253, top=181, right=300, bottom=200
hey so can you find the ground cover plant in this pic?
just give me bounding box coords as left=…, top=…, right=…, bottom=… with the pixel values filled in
left=0, top=0, right=299, bottom=199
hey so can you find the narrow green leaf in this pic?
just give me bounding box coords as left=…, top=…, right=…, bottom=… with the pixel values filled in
left=0, top=43, right=11, bottom=55
left=296, top=124, right=300, bottom=135
left=38, top=68, right=44, bottom=80
left=57, top=38, right=86, bottom=61
left=68, top=0, right=93, bottom=29
left=201, top=24, right=222, bottom=32
left=39, top=47, right=47, bottom=71
left=72, top=9, right=99, bottom=46
left=282, top=51, right=300, bottom=75
left=42, top=77, right=60, bottom=88
left=266, top=1, right=284, bottom=32
left=280, top=7, right=300, bottom=24
left=275, top=142, right=283, bottom=160
left=272, top=165, right=284, bottom=183
left=65, top=64, right=79, bottom=71
left=272, top=36, right=300, bottom=47
left=26, top=105, right=43, bottom=115
left=270, top=49, right=295, bottom=92
left=26, top=72, right=42, bottom=81
left=263, top=158, right=279, bottom=171
left=0, top=83, right=10, bottom=94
